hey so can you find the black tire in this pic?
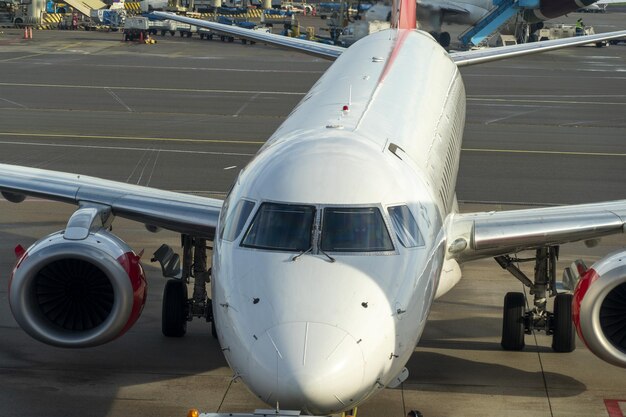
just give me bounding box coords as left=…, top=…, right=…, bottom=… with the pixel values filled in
left=162, top=279, right=188, bottom=337
left=501, top=292, right=526, bottom=350
left=552, top=293, right=575, bottom=352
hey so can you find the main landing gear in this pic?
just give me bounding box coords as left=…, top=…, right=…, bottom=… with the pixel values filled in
left=496, top=246, right=575, bottom=352
left=153, top=235, right=215, bottom=338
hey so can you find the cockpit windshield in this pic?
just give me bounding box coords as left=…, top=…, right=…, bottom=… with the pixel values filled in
left=320, top=207, right=394, bottom=252
left=241, top=202, right=315, bottom=252
left=387, top=205, right=424, bottom=248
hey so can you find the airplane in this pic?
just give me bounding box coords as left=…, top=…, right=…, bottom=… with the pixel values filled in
left=364, top=0, right=601, bottom=47
left=2, top=1, right=626, bottom=415
left=578, top=0, right=622, bottom=12
left=365, top=0, right=492, bottom=46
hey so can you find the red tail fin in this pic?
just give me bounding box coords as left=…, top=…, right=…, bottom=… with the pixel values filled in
left=397, top=0, right=416, bottom=30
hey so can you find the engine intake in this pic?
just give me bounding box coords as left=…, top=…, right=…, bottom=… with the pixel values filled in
left=573, top=251, right=626, bottom=368
left=9, top=229, right=147, bottom=348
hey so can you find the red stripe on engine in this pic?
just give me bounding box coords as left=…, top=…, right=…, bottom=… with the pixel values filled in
left=572, top=268, right=600, bottom=348
left=117, top=251, right=148, bottom=338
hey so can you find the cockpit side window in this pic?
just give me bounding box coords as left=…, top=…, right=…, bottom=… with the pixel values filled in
left=241, top=203, right=315, bottom=252
left=387, top=205, right=424, bottom=248
left=222, top=199, right=256, bottom=242
left=320, top=207, right=394, bottom=252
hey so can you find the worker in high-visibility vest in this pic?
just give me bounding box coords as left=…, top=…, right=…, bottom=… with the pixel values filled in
left=575, top=18, right=584, bottom=36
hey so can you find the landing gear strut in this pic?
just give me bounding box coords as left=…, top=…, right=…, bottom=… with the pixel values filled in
left=153, top=235, right=214, bottom=338
left=495, top=246, right=575, bottom=352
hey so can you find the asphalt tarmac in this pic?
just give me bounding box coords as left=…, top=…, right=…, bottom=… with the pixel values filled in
left=1, top=12, right=626, bottom=417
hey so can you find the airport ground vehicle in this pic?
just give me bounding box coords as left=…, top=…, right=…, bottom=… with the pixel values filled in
left=339, top=19, right=390, bottom=45
left=147, top=17, right=177, bottom=35
left=534, top=22, right=607, bottom=46
left=46, top=0, right=68, bottom=13
left=0, top=0, right=18, bottom=24
left=123, top=15, right=150, bottom=40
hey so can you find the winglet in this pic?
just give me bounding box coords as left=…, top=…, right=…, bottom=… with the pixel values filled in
left=397, top=0, right=416, bottom=30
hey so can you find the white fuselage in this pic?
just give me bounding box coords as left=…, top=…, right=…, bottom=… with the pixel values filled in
left=211, top=29, right=465, bottom=415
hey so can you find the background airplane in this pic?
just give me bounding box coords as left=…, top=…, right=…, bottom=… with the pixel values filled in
left=2, top=2, right=626, bottom=416
left=364, top=0, right=601, bottom=46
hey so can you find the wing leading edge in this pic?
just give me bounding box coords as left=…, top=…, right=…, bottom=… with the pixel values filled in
left=153, top=11, right=626, bottom=68
left=450, top=29, right=626, bottom=67
left=0, top=163, right=222, bottom=239
left=151, top=11, right=345, bottom=60
left=447, top=201, right=626, bottom=263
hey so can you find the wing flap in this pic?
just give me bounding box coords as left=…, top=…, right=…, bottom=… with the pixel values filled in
left=448, top=201, right=626, bottom=262
left=0, top=163, right=222, bottom=239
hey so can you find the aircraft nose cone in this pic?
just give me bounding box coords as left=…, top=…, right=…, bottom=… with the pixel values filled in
left=247, top=322, right=366, bottom=414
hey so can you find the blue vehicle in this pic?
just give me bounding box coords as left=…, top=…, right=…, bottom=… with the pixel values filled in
left=46, top=0, right=68, bottom=13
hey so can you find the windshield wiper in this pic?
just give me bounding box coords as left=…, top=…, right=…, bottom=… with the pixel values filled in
left=318, top=247, right=336, bottom=263
left=291, top=246, right=313, bottom=262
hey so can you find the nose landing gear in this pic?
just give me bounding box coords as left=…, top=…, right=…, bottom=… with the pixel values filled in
left=496, top=246, right=576, bottom=353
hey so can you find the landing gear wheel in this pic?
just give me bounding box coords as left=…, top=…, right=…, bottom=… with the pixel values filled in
left=501, top=292, right=526, bottom=351
left=439, top=31, right=451, bottom=48
left=552, top=293, right=575, bottom=352
left=162, top=279, right=188, bottom=337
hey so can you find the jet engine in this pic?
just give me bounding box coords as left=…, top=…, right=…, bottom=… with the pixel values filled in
left=8, top=229, right=147, bottom=348
left=523, top=0, right=597, bottom=22
left=573, top=251, right=626, bottom=368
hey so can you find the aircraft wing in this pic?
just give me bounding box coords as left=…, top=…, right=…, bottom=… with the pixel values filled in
left=151, top=13, right=626, bottom=67
left=151, top=12, right=345, bottom=60
left=447, top=201, right=626, bottom=263
left=0, top=163, right=222, bottom=239
left=450, top=29, right=626, bottom=67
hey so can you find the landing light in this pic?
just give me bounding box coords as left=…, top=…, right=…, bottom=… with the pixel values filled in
left=187, top=409, right=200, bottom=417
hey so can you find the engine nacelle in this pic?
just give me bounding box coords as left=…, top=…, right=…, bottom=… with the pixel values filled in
left=573, top=251, right=626, bottom=368
left=523, top=0, right=596, bottom=22
left=9, top=229, right=147, bottom=348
